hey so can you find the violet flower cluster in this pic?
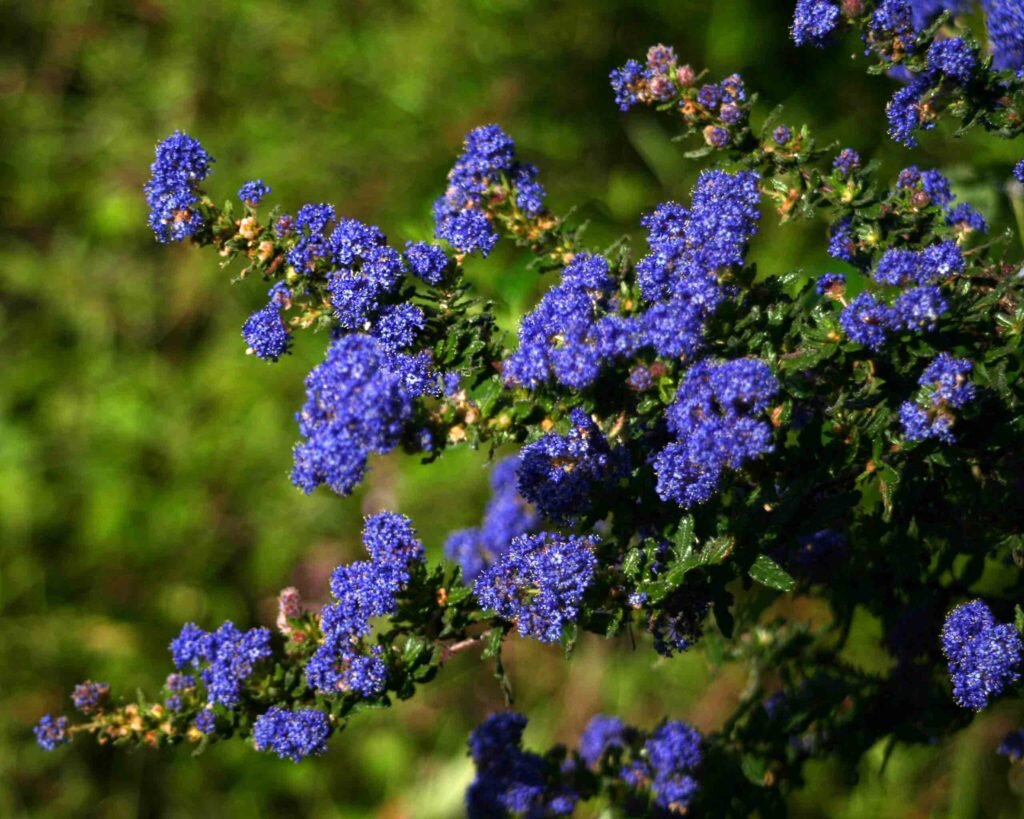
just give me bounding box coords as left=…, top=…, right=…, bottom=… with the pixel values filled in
left=169, top=620, right=272, bottom=709
left=474, top=531, right=598, bottom=644
left=306, top=513, right=425, bottom=697
left=252, top=706, right=332, bottom=762
left=466, top=711, right=705, bottom=817
left=517, top=409, right=623, bottom=522
left=899, top=353, right=976, bottom=443
left=610, top=46, right=751, bottom=149
left=942, top=600, right=1023, bottom=710
left=144, top=130, right=214, bottom=243
left=654, top=358, right=779, bottom=508
left=433, top=124, right=546, bottom=256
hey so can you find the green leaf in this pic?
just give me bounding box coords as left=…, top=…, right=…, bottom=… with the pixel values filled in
left=622, top=547, right=644, bottom=580
left=444, top=584, right=474, bottom=606
left=671, top=515, right=696, bottom=557
left=748, top=554, right=796, bottom=592
left=740, top=753, right=769, bottom=786
left=482, top=626, right=504, bottom=660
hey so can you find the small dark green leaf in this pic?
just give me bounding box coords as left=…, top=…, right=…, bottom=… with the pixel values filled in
left=749, top=554, right=796, bottom=592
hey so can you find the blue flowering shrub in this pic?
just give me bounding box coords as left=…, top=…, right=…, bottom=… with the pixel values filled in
left=33, top=3, right=1024, bottom=815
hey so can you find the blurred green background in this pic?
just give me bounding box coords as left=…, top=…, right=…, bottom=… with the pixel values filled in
left=3, top=1, right=1024, bottom=816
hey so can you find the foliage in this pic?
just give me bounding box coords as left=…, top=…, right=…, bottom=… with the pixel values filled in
left=8, top=1, right=1024, bottom=817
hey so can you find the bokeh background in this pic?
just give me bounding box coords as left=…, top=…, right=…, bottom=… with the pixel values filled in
left=3, top=1, right=1024, bottom=816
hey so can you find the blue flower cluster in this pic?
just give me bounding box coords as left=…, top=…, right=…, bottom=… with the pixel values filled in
left=982, top=0, right=1024, bottom=72
left=654, top=358, right=778, bottom=508
left=648, top=588, right=712, bottom=657
left=291, top=335, right=418, bottom=496
left=433, top=125, right=546, bottom=256
left=466, top=712, right=704, bottom=816
left=144, top=131, right=214, bottom=243
left=326, top=220, right=404, bottom=331
left=927, top=37, right=978, bottom=83
left=791, top=0, right=841, bottom=47
left=636, top=171, right=761, bottom=358
left=466, top=713, right=578, bottom=817
left=838, top=234, right=964, bottom=348
left=941, top=600, right=1023, bottom=710
left=839, top=292, right=895, bottom=350
left=873, top=240, right=964, bottom=287
left=1015, top=159, right=1024, bottom=184
left=71, top=681, right=110, bottom=714
left=163, top=672, right=195, bottom=712
left=252, top=706, right=331, bottom=762
left=631, top=720, right=704, bottom=813
left=305, top=513, right=425, bottom=698
left=194, top=708, right=217, bottom=734
left=34, top=714, right=70, bottom=751
left=238, top=179, right=271, bottom=206
left=610, top=44, right=682, bottom=111
left=474, top=531, right=598, bottom=643
left=169, top=621, right=272, bottom=707
left=833, top=147, right=862, bottom=177
left=579, top=715, right=631, bottom=767
left=444, top=456, right=540, bottom=582
left=242, top=282, right=293, bottom=361
left=998, top=729, right=1024, bottom=761
left=503, top=252, right=638, bottom=390
left=517, top=409, right=622, bottom=522
left=816, top=272, right=847, bottom=298
left=900, top=353, right=975, bottom=443
left=404, top=240, right=450, bottom=286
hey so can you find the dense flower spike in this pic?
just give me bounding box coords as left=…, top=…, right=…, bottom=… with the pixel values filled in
left=305, top=513, right=425, bottom=696
left=791, top=0, right=842, bottom=47
left=927, top=38, right=977, bottom=83
left=433, top=125, right=546, bottom=255
left=474, top=532, right=598, bottom=643
left=982, top=0, right=1024, bottom=71
left=901, top=353, right=975, bottom=443
left=252, top=707, right=331, bottom=762
left=644, top=720, right=704, bottom=811
left=404, top=240, right=450, bottom=285
left=70, top=681, right=110, bottom=714
left=144, top=131, right=214, bottom=243
left=517, top=409, right=622, bottom=521
left=655, top=358, right=778, bottom=508
left=238, top=179, right=271, bottom=206
left=291, top=335, right=416, bottom=496
left=242, top=282, right=292, bottom=361
left=503, top=253, right=626, bottom=389
left=170, top=621, right=272, bottom=707
left=942, top=601, right=1023, bottom=710
left=34, top=715, right=70, bottom=751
